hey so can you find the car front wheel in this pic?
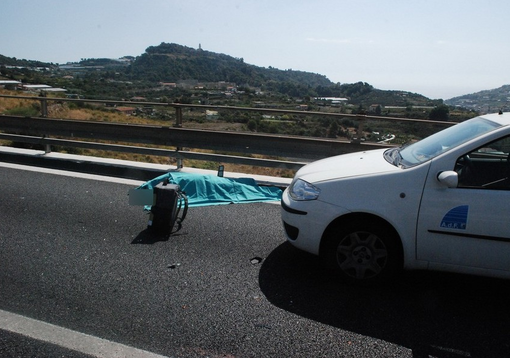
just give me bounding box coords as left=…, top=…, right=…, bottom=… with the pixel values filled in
left=322, top=220, right=402, bottom=285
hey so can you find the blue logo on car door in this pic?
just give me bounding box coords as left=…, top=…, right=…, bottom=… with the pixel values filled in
left=440, top=205, right=469, bottom=230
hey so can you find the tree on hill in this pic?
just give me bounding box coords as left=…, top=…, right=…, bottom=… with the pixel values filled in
left=0, top=54, right=53, bottom=67
left=429, top=104, right=450, bottom=121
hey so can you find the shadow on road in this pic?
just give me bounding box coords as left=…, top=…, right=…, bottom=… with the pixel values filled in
left=259, top=242, right=510, bottom=358
left=131, top=228, right=186, bottom=245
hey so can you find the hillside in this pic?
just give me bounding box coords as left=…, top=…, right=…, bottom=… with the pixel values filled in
left=0, top=54, right=54, bottom=68
left=126, top=43, right=333, bottom=88
left=2, top=42, right=440, bottom=108
left=124, top=43, right=438, bottom=106
left=445, top=85, right=510, bottom=113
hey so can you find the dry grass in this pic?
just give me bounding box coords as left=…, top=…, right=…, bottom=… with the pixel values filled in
left=0, top=91, right=37, bottom=112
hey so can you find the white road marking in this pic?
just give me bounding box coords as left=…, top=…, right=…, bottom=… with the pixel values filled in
left=0, top=309, right=169, bottom=358
left=0, top=161, right=144, bottom=186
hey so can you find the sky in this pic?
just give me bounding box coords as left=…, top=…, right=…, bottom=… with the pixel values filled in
left=2, top=0, right=510, bottom=100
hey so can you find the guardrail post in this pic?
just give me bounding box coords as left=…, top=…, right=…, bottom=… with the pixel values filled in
left=39, top=92, right=48, bottom=117
left=174, top=106, right=183, bottom=168
left=353, top=114, right=365, bottom=144
left=175, top=107, right=183, bottom=128
left=40, top=135, right=51, bottom=154
left=176, top=149, right=183, bottom=169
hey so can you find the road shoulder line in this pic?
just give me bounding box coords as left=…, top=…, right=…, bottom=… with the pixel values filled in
left=0, top=309, right=168, bottom=358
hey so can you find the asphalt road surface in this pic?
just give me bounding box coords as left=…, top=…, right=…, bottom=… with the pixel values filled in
left=1, top=165, right=510, bottom=357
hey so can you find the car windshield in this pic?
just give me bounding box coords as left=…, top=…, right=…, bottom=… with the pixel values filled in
left=385, top=117, right=501, bottom=168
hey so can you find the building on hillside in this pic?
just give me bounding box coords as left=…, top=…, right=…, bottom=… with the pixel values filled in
left=160, top=82, right=177, bottom=88
left=22, top=84, right=52, bottom=91
left=369, top=104, right=382, bottom=113
left=116, top=107, right=136, bottom=115
left=41, top=88, right=67, bottom=93
left=20, top=84, right=67, bottom=93
left=314, top=97, right=348, bottom=107
left=0, top=80, right=21, bottom=90
left=130, top=96, right=147, bottom=101
left=206, top=110, right=219, bottom=120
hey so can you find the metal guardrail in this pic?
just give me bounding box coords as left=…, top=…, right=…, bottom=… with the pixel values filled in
left=0, top=94, right=455, bottom=171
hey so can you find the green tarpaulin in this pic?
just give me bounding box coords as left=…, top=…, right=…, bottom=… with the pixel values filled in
left=137, top=172, right=282, bottom=208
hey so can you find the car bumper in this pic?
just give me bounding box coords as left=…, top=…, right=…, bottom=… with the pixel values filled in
left=281, top=188, right=349, bottom=255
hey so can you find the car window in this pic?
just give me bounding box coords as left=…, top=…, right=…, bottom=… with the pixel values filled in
left=455, top=136, right=510, bottom=190
left=398, top=117, right=500, bottom=167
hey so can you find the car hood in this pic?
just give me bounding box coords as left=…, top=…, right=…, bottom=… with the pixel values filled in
left=296, top=148, right=400, bottom=184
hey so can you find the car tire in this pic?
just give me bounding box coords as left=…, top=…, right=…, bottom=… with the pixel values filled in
left=321, top=220, right=402, bottom=285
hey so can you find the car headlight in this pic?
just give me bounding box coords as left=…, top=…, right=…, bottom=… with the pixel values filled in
left=289, top=179, right=321, bottom=201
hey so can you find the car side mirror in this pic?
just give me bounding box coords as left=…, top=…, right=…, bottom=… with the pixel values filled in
left=437, top=171, right=458, bottom=188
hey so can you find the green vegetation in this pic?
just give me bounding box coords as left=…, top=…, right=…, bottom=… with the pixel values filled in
left=4, top=105, right=40, bottom=117
left=1, top=43, right=442, bottom=107
left=0, top=54, right=53, bottom=67
left=429, top=104, right=450, bottom=121
left=0, top=42, right=479, bottom=146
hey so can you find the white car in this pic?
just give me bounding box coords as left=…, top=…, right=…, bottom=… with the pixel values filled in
left=281, top=112, right=510, bottom=284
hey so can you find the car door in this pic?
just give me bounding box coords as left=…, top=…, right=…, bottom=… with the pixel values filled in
left=416, top=135, right=510, bottom=271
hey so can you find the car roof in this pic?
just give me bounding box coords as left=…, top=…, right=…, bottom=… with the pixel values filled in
left=478, top=112, right=510, bottom=126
